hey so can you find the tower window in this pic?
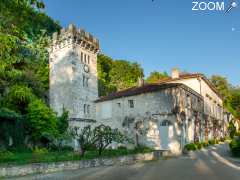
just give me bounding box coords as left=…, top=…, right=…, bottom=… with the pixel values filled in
left=83, top=75, right=85, bottom=87
left=128, top=100, right=134, bottom=108
left=84, top=54, right=86, bottom=63
left=83, top=75, right=89, bottom=87
left=84, top=104, right=90, bottom=115
left=84, top=104, right=87, bottom=114
left=117, top=103, right=121, bottom=107
left=81, top=52, right=83, bottom=62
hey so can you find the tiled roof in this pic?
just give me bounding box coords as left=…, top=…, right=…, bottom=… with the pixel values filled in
left=156, top=73, right=222, bottom=99
left=95, top=83, right=202, bottom=103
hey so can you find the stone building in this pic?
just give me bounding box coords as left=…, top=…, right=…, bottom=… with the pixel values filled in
left=49, top=24, right=99, bottom=137
left=95, top=69, right=231, bottom=154
left=162, top=68, right=226, bottom=140
left=49, top=25, right=231, bottom=153
left=95, top=82, right=204, bottom=154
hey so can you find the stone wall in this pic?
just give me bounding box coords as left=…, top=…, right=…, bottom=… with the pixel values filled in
left=96, top=85, right=204, bottom=154
left=0, top=152, right=162, bottom=178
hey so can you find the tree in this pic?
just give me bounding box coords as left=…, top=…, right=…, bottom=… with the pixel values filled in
left=26, top=99, right=58, bottom=145
left=93, top=124, right=129, bottom=155
left=72, top=125, right=95, bottom=156
left=0, top=0, right=60, bottom=147
left=146, top=71, right=169, bottom=83
left=210, top=75, right=230, bottom=100
left=97, top=54, right=116, bottom=96
left=97, top=54, right=144, bottom=96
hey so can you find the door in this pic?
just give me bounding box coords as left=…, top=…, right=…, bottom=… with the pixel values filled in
left=159, top=120, right=173, bottom=150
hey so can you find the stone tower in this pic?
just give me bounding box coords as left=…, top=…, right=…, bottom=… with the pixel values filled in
left=49, top=24, right=99, bottom=130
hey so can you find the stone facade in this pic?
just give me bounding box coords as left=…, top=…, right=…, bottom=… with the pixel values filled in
left=96, top=84, right=204, bottom=154
left=168, top=69, right=226, bottom=140
left=49, top=25, right=231, bottom=153
left=49, top=24, right=99, bottom=133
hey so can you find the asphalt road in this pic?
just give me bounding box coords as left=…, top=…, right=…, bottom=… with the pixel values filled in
left=9, top=143, right=240, bottom=180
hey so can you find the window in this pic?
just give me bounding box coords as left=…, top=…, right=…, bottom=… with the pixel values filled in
left=117, top=103, right=121, bottom=108
left=85, top=77, right=89, bottom=87
left=84, top=104, right=87, bottom=114
left=80, top=52, right=83, bottom=62
left=84, top=54, right=86, bottom=63
left=83, top=75, right=85, bottom=86
left=84, top=104, right=90, bottom=115
left=87, top=55, right=90, bottom=64
left=83, top=75, right=89, bottom=87
left=128, top=100, right=134, bottom=108
left=186, top=95, right=191, bottom=108
left=160, top=120, right=172, bottom=126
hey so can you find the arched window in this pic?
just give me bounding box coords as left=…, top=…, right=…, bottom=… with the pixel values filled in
left=160, top=120, right=172, bottom=126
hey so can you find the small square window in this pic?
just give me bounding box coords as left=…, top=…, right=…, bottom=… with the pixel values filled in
left=117, top=103, right=121, bottom=107
left=128, top=100, right=134, bottom=108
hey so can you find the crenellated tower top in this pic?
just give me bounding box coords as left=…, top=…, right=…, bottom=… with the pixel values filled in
left=49, top=24, right=100, bottom=54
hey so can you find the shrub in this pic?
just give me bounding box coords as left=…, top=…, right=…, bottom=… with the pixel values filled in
left=32, top=147, right=48, bottom=155
left=117, top=146, right=127, bottom=150
left=0, top=149, right=13, bottom=158
left=184, top=143, right=197, bottom=151
left=202, top=141, right=209, bottom=147
left=220, top=137, right=225, bottom=142
left=195, top=142, right=203, bottom=149
left=26, top=99, right=58, bottom=144
left=208, top=139, right=216, bottom=145
left=134, top=145, right=152, bottom=153
left=229, top=138, right=240, bottom=157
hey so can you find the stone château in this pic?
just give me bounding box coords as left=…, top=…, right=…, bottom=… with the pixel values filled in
left=49, top=24, right=232, bottom=153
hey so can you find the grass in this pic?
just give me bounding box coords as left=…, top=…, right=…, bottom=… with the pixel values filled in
left=0, top=147, right=153, bottom=166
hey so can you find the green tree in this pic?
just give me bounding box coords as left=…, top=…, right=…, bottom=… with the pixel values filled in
left=72, top=125, right=95, bottom=156
left=210, top=75, right=230, bottom=100
left=93, top=124, right=129, bottom=155
left=146, top=71, right=169, bottom=83
left=26, top=99, right=58, bottom=145
left=0, top=0, right=60, bottom=147
left=109, top=60, right=144, bottom=91
left=97, top=55, right=144, bottom=96
left=97, top=54, right=116, bottom=96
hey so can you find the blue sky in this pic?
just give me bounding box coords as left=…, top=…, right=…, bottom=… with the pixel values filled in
left=44, top=0, right=240, bottom=85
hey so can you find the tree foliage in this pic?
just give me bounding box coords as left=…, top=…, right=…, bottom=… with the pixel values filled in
left=72, top=125, right=94, bottom=156
left=0, top=0, right=61, bottom=148
left=146, top=71, right=169, bottom=83
left=97, top=54, right=144, bottom=96
left=210, top=75, right=240, bottom=119
left=93, top=124, right=129, bottom=155
left=26, top=99, right=58, bottom=144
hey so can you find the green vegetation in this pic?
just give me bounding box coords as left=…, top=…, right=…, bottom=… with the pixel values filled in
left=145, top=71, right=169, bottom=83
left=210, top=75, right=240, bottom=119
left=97, top=54, right=144, bottom=96
left=184, top=139, right=222, bottom=151
left=0, top=146, right=153, bottom=165
left=72, top=124, right=131, bottom=156
left=229, top=138, right=240, bottom=157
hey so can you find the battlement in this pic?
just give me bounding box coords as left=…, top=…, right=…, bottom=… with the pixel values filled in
left=49, top=24, right=100, bottom=54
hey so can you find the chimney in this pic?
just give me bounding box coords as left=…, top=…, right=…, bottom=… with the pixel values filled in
left=137, top=77, right=144, bottom=87
left=171, top=68, right=180, bottom=79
